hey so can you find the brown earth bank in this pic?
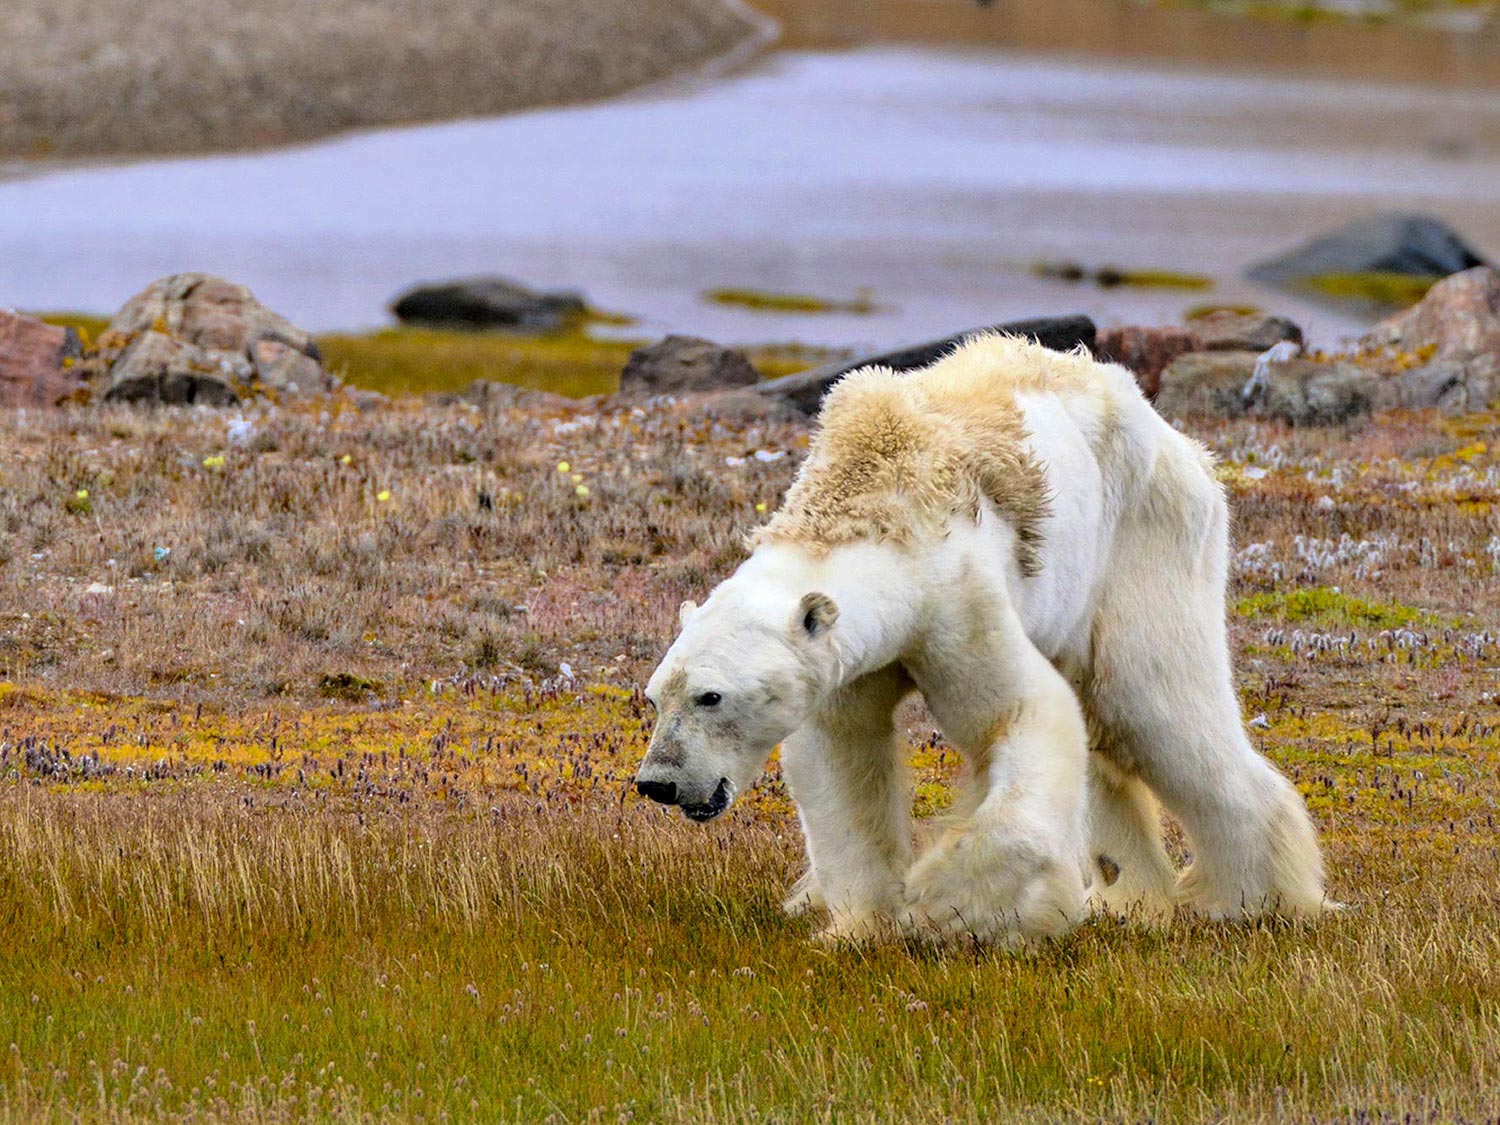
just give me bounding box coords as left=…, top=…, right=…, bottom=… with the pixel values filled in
left=0, top=0, right=770, bottom=162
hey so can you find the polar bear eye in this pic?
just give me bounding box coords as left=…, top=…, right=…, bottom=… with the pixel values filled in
left=694, top=691, right=723, bottom=708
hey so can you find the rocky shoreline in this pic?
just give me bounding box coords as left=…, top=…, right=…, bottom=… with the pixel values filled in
left=0, top=0, right=771, bottom=162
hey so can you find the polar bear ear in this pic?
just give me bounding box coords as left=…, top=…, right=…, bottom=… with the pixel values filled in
left=796, top=592, right=839, bottom=638
left=678, top=600, right=699, bottom=628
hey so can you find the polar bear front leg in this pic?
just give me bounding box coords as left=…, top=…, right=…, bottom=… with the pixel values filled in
left=903, top=639, right=1090, bottom=945
left=779, top=665, right=914, bottom=944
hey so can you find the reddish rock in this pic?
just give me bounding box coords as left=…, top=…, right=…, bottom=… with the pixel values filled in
left=0, top=310, right=84, bottom=408
left=1094, top=325, right=1201, bottom=399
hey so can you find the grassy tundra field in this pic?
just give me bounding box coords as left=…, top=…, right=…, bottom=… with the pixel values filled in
left=1, top=339, right=1499, bottom=1121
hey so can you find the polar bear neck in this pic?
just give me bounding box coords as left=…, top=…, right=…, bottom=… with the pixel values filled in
left=736, top=540, right=920, bottom=689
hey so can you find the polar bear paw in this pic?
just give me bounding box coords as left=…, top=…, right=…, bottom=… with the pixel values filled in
left=781, top=868, right=827, bottom=918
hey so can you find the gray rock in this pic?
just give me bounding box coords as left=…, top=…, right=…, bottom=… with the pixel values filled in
left=1359, top=266, right=1500, bottom=413
left=619, top=335, right=760, bottom=398
left=92, top=273, right=329, bottom=404
left=0, top=310, right=83, bottom=408
left=1190, top=310, right=1304, bottom=353
left=102, top=331, right=245, bottom=406
left=391, top=277, right=587, bottom=331
left=755, top=316, right=1097, bottom=414
left=1156, top=351, right=1382, bottom=426
left=1249, top=213, right=1490, bottom=289
left=461, top=379, right=574, bottom=412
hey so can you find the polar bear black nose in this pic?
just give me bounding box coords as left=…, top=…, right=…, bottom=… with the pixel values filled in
left=636, top=779, right=678, bottom=805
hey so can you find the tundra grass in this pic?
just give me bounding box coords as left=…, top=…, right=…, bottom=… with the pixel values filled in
left=1, top=390, right=1498, bottom=1119
left=702, top=288, right=882, bottom=317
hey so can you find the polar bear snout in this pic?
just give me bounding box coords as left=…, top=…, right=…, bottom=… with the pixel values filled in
left=635, top=778, right=678, bottom=805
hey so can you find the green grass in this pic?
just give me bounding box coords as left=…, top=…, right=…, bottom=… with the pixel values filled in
left=33, top=316, right=832, bottom=399
left=1030, top=262, right=1214, bottom=291
left=1236, top=586, right=1438, bottom=629
left=1300, top=271, right=1440, bottom=310
left=3, top=787, right=1499, bottom=1122
left=702, top=288, right=881, bottom=316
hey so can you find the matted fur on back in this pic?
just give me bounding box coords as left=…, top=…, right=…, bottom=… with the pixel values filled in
left=757, top=334, right=1106, bottom=576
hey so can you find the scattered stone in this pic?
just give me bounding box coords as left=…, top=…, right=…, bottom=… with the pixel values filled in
left=391, top=277, right=587, bottom=332
left=1155, top=351, right=1382, bottom=425
left=1359, top=266, right=1500, bottom=413
left=754, top=316, right=1097, bottom=414
left=1094, top=325, right=1200, bottom=399
left=460, top=379, right=574, bottom=412
left=1248, top=213, right=1491, bottom=289
left=0, top=310, right=83, bottom=408
left=92, top=274, right=330, bottom=405
left=618, top=335, right=760, bottom=398
left=1189, top=310, right=1304, bottom=354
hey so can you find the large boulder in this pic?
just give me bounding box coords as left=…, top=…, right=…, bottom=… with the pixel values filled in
left=1155, top=351, right=1385, bottom=425
left=93, top=274, right=330, bottom=405
left=754, top=316, right=1096, bottom=414
left=619, top=335, right=760, bottom=398
left=1249, top=213, right=1491, bottom=290
left=0, top=311, right=84, bottom=408
left=1357, top=266, right=1500, bottom=412
left=1094, top=325, right=1200, bottom=399
left=390, top=277, right=587, bottom=332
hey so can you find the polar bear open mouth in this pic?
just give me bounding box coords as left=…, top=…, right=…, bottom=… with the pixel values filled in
left=681, top=778, right=731, bottom=823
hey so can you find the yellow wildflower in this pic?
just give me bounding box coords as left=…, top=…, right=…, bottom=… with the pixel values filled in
left=376, top=489, right=391, bottom=502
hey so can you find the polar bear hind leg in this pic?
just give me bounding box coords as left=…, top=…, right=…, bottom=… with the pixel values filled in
left=1085, top=434, right=1329, bottom=919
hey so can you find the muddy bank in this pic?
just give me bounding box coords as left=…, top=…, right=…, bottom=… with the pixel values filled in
left=753, top=0, right=1500, bottom=87
left=0, top=0, right=771, bottom=161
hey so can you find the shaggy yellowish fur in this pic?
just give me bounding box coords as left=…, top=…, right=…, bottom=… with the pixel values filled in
left=758, top=334, right=1109, bottom=576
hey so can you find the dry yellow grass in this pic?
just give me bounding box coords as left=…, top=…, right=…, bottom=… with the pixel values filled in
left=0, top=0, right=767, bottom=160
left=1, top=381, right=1498, bottom=1119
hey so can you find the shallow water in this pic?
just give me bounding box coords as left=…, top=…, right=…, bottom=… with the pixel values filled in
left=2, top=48, right=1499, bottom=350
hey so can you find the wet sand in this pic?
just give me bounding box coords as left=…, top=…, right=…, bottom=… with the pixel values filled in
left=2, top=47, right=1498, bottom=348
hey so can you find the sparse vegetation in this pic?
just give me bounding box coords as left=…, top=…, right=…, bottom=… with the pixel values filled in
left=1301, top=270, right=1441, bottom=310
left=1, top=368, right=1498, bottom=1119
left=1031, top=261, right=1214, bottom=291
left=702, top=288, right=883, bottom=316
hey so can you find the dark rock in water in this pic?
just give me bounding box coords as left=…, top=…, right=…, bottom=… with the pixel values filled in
left=1095, top=325, right=1200, bottom=400
left=0, top=310, right=84, bottom=408
left=755, top=316, right=1096, bottom=414
left=619, top=335, right=760, bottom=397
left=391, top=277, right=587, bottom=331
left=1190, top=310, right=1304, bottom=353
left=1249, top=213, right=1491, bottom=288
left=91, top=273, right=331, bottom=405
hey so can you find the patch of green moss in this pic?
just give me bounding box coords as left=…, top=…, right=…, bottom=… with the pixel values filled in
left=37, top=312, right=110, bottom=348
left=1030, top=262, right=1212, bottom=291
left=701, top=288, right=880, bottom=316
left=318, top=326, right=828, bottom=398
left=1236, top=586, right=1436, bottom=629
left=1300, top=272, right=1439, bottom=310
left=1184, top=303, right=1263, bottom=320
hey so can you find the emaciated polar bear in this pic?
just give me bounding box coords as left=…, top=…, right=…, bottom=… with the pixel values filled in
left=635, top=335, right=1328, bottom=943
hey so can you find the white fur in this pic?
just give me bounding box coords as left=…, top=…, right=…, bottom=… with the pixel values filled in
left=640, top=340, right=1329, bottom=945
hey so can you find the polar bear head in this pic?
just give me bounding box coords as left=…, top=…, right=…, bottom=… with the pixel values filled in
left=635, top=586, right=840, bottom=821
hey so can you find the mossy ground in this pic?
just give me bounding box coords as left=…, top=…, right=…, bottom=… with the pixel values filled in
left=1, top=355, right=1498, bottom=1119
